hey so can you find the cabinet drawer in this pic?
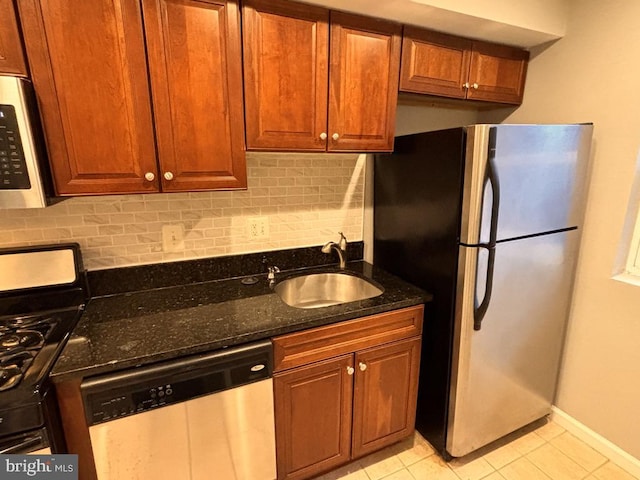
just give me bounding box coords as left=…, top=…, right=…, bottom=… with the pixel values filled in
left=273, top=305, right=423, bottom=372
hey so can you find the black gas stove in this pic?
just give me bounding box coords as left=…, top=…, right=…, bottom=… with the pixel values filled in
left=0, top=244, right=87, bottom=454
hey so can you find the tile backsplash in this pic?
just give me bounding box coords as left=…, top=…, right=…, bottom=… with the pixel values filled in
left=0, top=153, right=365, bottom=270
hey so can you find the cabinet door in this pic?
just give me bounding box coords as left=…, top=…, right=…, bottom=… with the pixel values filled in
left=328, top=13, right=401, bottom=152
left=352, top=337, right=421, bottom=459
left=0, top=0, right=27, bottom=75
left=142, top=0, right=246, bottom=191
left=399, top=27, right=471, bottom=99
left=467, top=41, right=529, bottom=105
left=274, top=355, right=353, bottom=480
left=18, top=0, right=158, bottom=194
left=242, top=0, right=328, bottom=151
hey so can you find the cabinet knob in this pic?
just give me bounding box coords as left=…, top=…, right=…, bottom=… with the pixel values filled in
left=144, top=172, right=155, bottom=182
left=320, top=132, right=327, bottom=141
left=463, top=82, right=470, bottom=89
left=346, top=366, right=354, bottom=375
left=472, top=83, right=479, bottom=89
left=332, top=133, right=339, bottom=141
left=359, top=362, right=367, bottom=372
left=164, top=172, right=174, bottom=181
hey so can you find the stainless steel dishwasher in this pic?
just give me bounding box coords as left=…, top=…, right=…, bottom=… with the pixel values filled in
left=81, top=340, right=276, bottom=480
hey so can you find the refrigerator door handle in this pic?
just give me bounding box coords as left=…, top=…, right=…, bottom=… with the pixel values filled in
left=474, top=244, right=496, bottom=330
left=484, top=137, right=501, bottom=246
left=474, top=146, right=500, bottom=330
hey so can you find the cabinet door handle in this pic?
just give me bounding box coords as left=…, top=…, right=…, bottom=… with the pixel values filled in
left=463, top=82, right=470, bottom=89
left=332, top=133, right=339, bottom=141
left=359, top=362, right=367, bottom=372
left=472, top=83, right=479, bottom=89
left=346, top=366, right=354, bottom=375
left=144, top=172, right=155, bottom=182
left=319, top=132, right=327, bottom=141
left=164, top=172, right=174, bottom=181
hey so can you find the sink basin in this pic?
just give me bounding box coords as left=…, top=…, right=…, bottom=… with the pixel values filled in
left=274, top=272, right=384, bottom=309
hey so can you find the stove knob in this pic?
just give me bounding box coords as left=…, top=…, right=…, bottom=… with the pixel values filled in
left=166, top=388, right=173, bottom=396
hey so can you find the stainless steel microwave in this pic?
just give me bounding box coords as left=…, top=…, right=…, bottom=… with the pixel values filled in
left=0, top=75, right=55, bottom=208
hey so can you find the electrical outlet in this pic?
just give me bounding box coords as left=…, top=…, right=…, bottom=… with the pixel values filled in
left=247, top=216, right=269, bottom=240
left=162, top=224, right=185, bottom=252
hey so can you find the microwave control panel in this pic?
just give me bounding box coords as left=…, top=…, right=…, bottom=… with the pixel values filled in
left=0, top=105, right=31, bottom=190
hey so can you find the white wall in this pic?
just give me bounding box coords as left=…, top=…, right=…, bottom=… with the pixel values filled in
left=418, top=0, right=568, bottom=36
left=303, top=0, right=568, bottom=47
left=481, top=0, right=640, bottom=460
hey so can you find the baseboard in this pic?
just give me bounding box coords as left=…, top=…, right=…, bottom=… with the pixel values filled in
left=551, top=406, right=640, bottom=478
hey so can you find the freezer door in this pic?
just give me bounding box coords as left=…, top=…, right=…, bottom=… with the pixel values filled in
left=446, top=230, right=579, bottom=457
left=460, top=124, right=593, bottom=245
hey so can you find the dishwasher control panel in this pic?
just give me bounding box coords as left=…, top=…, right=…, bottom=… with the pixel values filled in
left=81, top=340, right=272, bottom=426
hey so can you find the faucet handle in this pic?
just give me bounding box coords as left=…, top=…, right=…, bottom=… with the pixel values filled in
left=338, top=232, right=347, bottom=251
left=267, top=266, right=280, bottom=280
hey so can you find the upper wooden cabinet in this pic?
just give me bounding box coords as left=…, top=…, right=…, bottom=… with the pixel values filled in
left=0, top=0, right=27, bottom=76
left=466, top=41, right=529, bottom=104
left=19, top=0, right=158, bottom=195
left=328, top=12, right=402, bottom=152
left=242, top=0, right=401, bottom=152
left=142, top=0, right=246, bottom=191
left=400, top=26, right=529, bottom=105
left=400, top=29, right=471, bottom=100
left=242, top=0, right=329, bottom=151
left=17, top=0, right=246, bottom=195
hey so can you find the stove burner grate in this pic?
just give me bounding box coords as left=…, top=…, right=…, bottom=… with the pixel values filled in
left=0, top=313, right=57, bottom=391
left=0, top=330, right=44, bottom=350
left=0, top=350, right=34, bottom=392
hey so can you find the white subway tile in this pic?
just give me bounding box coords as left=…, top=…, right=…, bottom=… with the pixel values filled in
left=0, top=154, right=364, bottom=269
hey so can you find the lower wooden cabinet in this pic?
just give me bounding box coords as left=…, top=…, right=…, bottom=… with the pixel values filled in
left=352, top=337, right=421, bottom=459
left=274, top=355, right=353, bottom=480
left=273, top=306, right=423, bottom=480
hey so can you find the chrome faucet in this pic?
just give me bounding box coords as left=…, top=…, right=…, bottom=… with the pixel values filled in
left=267, top=266, right=280, bottom=287
left=322, top=232, right=347, bottom=269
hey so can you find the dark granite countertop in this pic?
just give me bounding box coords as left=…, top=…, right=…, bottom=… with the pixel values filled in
left=51, top=260, right=429, bottom=382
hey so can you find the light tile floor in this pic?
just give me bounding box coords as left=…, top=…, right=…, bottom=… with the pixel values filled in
left=316, top=420, right=639, bottom=480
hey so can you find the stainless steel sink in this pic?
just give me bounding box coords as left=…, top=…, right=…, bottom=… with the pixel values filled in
left=274, top=272, right=384, bottom=309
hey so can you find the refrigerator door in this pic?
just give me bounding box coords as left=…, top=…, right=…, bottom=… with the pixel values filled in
left=446, top=230, right=579, bottom=457
left=460, top=124, right=593, bottom=245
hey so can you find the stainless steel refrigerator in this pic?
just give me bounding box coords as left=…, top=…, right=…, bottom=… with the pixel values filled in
left=373, top=124, right=593, bottom=458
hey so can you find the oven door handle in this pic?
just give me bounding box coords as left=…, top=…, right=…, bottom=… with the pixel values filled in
left=0, top=435, right=44, bottom=454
